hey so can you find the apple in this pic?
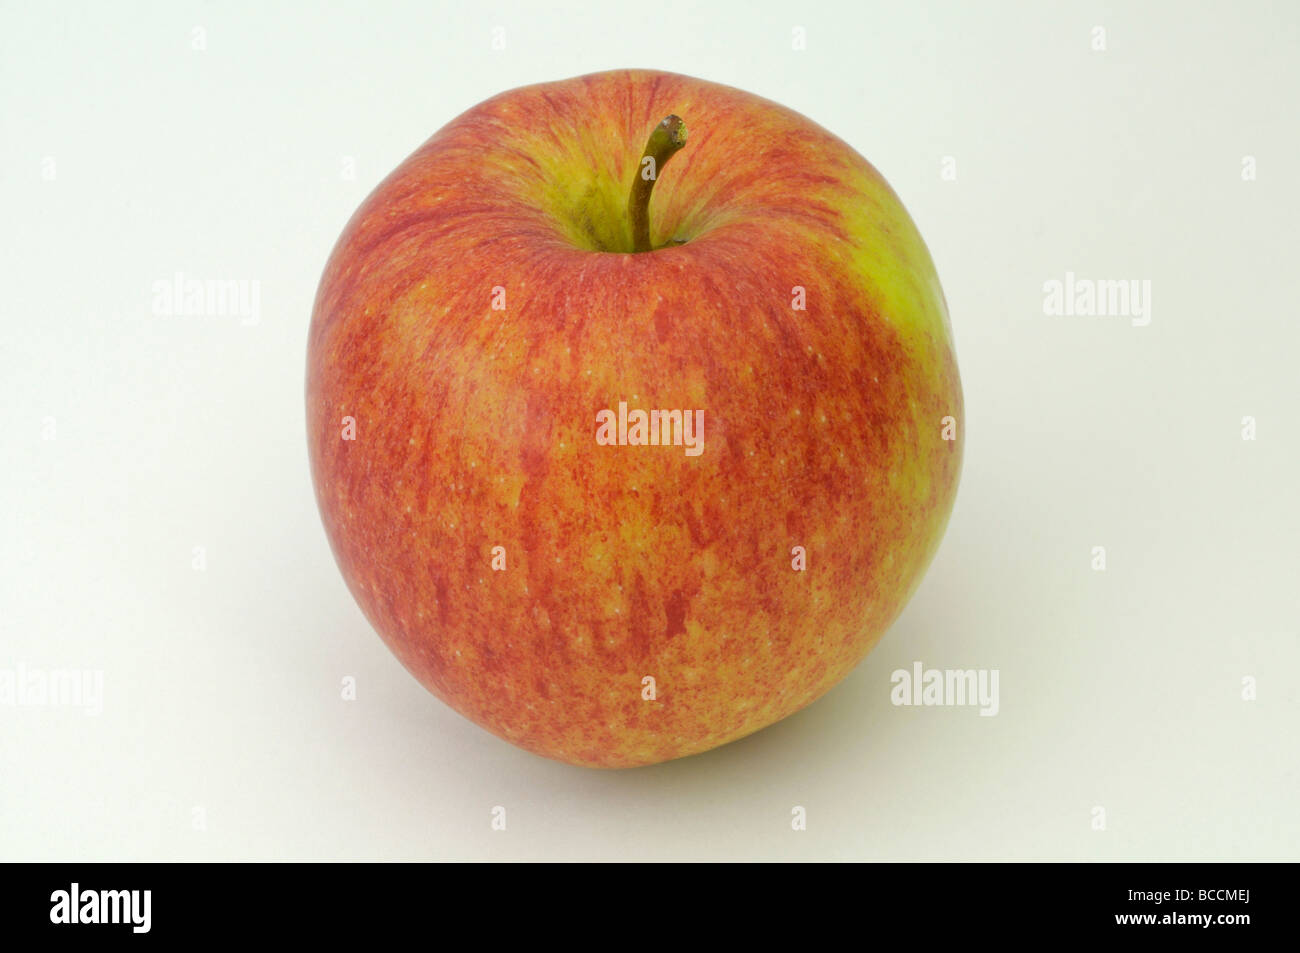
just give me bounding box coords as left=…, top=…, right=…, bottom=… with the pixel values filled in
left=307, top=69, right=962, bottom=768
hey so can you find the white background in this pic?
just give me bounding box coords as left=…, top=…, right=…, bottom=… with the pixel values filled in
left=2, top=0, right=1297, bottom=860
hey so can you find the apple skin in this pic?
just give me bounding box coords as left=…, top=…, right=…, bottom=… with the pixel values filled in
left=307, top=69, right=962, bottom=768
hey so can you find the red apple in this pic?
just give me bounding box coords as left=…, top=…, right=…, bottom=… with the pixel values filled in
left=307, top=69, right=962, bottom=768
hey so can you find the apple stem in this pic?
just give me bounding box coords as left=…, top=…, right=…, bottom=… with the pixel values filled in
left=629, top=115, right=687, bottom=253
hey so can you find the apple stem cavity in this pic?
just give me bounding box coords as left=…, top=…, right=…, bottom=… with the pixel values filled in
left=629, top=115, right=687, bottom=253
